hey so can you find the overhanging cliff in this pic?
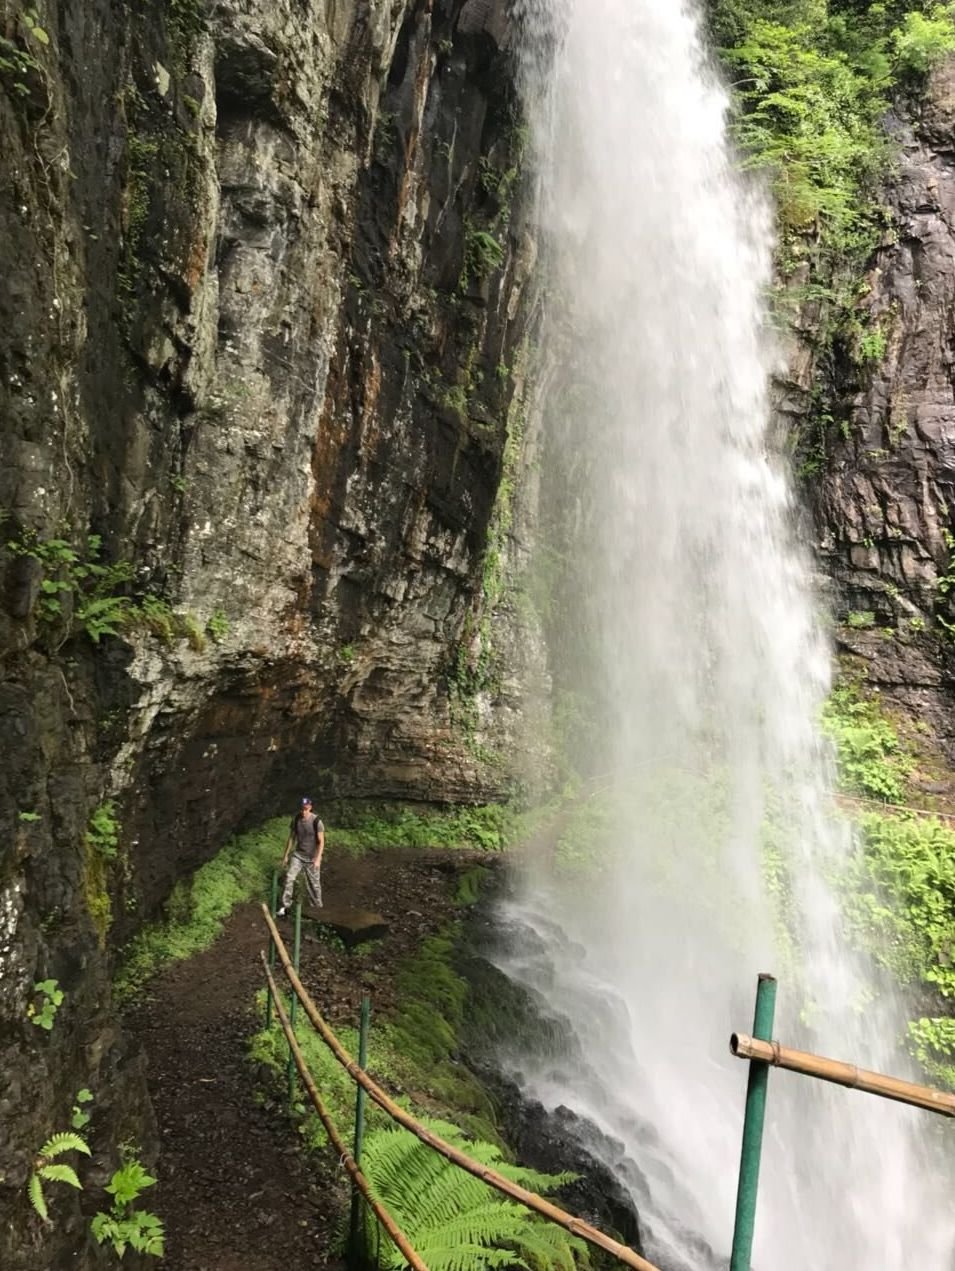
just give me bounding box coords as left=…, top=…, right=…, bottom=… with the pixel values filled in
left=0, top=1, right=542, bottom=1263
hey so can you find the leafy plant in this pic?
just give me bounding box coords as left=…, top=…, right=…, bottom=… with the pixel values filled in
left=18, top=810, right=41, bottom=822
left=4, top=532, right=133, bottom=643
left=21, top=9, right=50, bottom=45
left=821, top=682, right=912, bottom=802
left=28, top=979, right=64, bottom=1031
left=361, top=1119, right=585, bottom=1271
left=71, top=1089, right=94, bottom=1131
left=28, top=1132, right=90, bottom=1222
left=86, top=801, right=120, bottom=860
left=846, top=609, right=876, bottom=629
left=206, top=608, right=229, bottom=642
left=892, top=7, right=955, bottom=79
left=463, top=228, right=505, bottom=284
left=91, top=1159, right=165, bottom=1258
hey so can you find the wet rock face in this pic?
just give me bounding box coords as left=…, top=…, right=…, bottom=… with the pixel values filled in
left=0, top=0, right=537, bottom=1262
left=786, top=63, right=955, bottom=756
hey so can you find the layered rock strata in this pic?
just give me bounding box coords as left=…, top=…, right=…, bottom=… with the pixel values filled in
left=0, top=1, right=542, bottom=1263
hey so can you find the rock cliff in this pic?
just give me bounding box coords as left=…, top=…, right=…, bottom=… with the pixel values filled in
left=0, top=0, right=542, bottom=1263
left=784, top=63, right=955, bottom=771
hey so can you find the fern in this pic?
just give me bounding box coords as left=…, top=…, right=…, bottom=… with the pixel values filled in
left=28, top=1173, right=48, bottom=1222
left=362, top=1119, right=587, bottom=1271
left=38, top=1164, right=82, bottom=1189
left=28, top=1130, right=90, bottom=1223
left=39, top=1132, right=91, bottom=1160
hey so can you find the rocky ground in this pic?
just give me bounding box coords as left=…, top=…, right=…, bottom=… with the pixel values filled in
left=124, top=846, right=498, bottom=1270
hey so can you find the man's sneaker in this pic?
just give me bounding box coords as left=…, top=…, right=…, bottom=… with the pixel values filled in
left=276, top=905, right=287, bottom=918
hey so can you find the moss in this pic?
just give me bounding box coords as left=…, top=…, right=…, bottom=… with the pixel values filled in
left=114, top=819, right=286, bottom=1000
left=83, top=835, right=112, bottom=948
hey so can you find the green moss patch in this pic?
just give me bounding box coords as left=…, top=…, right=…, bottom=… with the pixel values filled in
left=114, top=819, right=286, bottom=1000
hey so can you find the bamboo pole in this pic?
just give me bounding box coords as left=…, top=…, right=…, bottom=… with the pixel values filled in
left=265, top=870, right=279, bottom=1028
left=348, top=997, right=371, bottom=1262
left=730, top=1033, right=955, bottom=1119
left=262, top=953, right=428, bottom=1271
left=287, top=900, right=302, bottom=1106
left=260, top=904, right=660, bottom=1271
left=729, top=974, right=777, bottom=1271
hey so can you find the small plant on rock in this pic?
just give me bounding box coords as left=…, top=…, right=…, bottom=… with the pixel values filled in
left=92, top=1158, right=165, bottom=1259
left=205, top=608, right=229, bottom=642
left=71, top=1089, right=94, bottom=1130
left=86, top=802, right=119, bottom=860
left=28, top=979, right=64, bottom=1031
left=28, top=1132, right=90, bottom=1222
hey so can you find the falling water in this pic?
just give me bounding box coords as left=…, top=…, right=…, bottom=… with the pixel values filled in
left=496, top=2, right=955, bottom=1267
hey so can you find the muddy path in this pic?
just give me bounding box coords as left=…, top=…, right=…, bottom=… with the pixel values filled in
left=124, top=847, right=497, bottom=1270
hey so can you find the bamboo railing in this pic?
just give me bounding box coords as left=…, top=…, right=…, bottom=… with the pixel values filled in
left=261, top=953, right=427, bottom=1269
left=730, top=1032, right=955, bottom=1118
left=260, top=904, right=660, bottom=1271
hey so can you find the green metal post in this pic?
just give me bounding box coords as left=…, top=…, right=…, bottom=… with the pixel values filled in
left=348, top=997, right=372, bottom=1263
left=286, top=900, right=302, bottom=1105
left=729, top=973, right=777, bottom=1271
left=265, top=870, right=279, bottom=1028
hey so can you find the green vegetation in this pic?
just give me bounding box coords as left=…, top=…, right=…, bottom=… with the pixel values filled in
left=823, top=677, right=955, bottom=1086
left=86, top=801, right=119, bottom=859
left=360, top=1120, right=584, bottom=1271
left=28, top=979, right=63, bottom=1031
left=115, top=819, right=286, bottom=999
left=330, top=802, right=542, bottom=855
left=3, top=528, right=207, bottom=651
left=91, top=1158, right=165, bottom=1259
left=28, top=1132, right=90, bottom=1223
left=713, top=1, right=955, bottom=278
left=0, top=7, right=49, bottom=97
left=71, top=1089, right=94, bottom=1132
left=821, top=681, right=912, bottom=802
left=462, top=227, right=505, bottom=287
left=845, top=608, right=876, bottom=629
left=83, top=802, right=121, bottom=944
left=206, top=608, right=229, bottom=643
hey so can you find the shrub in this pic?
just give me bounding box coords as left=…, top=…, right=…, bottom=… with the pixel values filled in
left=892, top=8, right=955, bottom=79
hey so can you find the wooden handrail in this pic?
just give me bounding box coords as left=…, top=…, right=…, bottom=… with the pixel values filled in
left=730, top=1033, right=955, bottom=1118
left=261, top=904, right=661, bottom=1271
left=261, top=951, right=428, bottom=1269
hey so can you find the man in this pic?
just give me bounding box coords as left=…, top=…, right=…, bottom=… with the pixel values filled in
left=277, top=797, right=324, bottom=916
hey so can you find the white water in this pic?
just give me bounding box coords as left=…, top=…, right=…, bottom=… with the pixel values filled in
left=498, top=2, right=955, bottom=1267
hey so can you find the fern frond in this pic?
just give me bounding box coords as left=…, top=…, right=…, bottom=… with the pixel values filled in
left=39, top=1131, right=91, bottom=1161
left=423, top=1242, right=518, bottom=1271
left=38, top=1164, right=82, bottom=1189
left=512, top=1222, right=589, bottom=1271
left=28, top=1173, right=48, bottom=1222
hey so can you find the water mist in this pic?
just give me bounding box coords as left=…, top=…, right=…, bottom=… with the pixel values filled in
left=496, top=2, right=955, bottom=1267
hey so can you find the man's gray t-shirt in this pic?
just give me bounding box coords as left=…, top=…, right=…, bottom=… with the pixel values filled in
left=291, top=812, right=324, bottom=859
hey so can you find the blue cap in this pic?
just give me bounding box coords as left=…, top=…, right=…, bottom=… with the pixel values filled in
left=302, top=796, right=312, bottom=805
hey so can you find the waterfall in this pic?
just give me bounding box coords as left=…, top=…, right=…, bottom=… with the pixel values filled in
left=498, top=2, right=955, bottom=1267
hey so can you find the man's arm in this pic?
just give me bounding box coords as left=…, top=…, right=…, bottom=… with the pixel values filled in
left=314, top=824, right=324, bottom=868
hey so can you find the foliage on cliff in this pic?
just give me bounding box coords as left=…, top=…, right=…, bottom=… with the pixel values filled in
left=822, top=681, right=955, bottom=1088
left=709, top=1, right=955, bottom=277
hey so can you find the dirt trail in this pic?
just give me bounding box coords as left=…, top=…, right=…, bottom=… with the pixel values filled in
left=124, top=847, right=496, bottom=1271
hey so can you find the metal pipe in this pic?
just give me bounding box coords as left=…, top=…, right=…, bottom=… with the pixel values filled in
left=348, top=997, right=372, bottom=1262
left=729, top=973, right=777, bottom=1271
left=260, top=904, right=660, bottom=1271
left=730, top=1032, right=955, bottom=1119
left=262, top=954, right=427, bottom=1271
